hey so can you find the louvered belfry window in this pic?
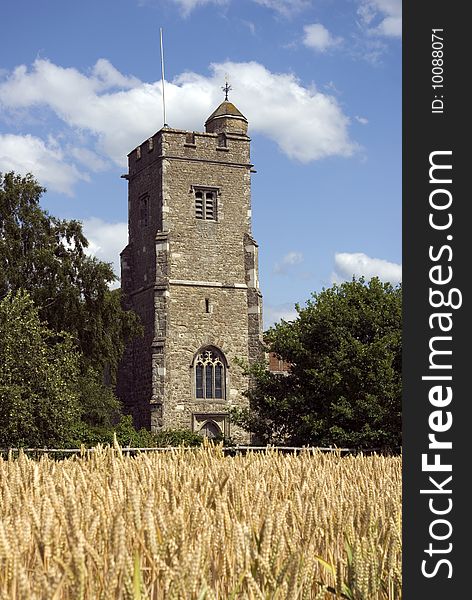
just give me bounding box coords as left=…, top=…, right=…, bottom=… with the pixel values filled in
left=195, top=190, right=217, bottom=221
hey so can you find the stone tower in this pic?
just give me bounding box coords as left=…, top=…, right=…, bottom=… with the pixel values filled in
left=118, top=98, right=263, bottom=442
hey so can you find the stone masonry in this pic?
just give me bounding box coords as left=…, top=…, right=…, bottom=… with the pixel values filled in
left=117, top=100, right=263, bottom=442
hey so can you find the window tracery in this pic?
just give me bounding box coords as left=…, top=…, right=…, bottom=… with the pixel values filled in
left=194, top=348, right=225, bottom=399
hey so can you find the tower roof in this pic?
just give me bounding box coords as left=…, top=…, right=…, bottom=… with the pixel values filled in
left=205, top=101, right=248, bottom=126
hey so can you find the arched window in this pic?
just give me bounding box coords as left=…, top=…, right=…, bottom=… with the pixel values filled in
left=194, top=347, right=226, bottom=399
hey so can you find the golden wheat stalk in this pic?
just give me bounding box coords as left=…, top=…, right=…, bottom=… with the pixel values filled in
left=0, top=447, right=402, bottom=599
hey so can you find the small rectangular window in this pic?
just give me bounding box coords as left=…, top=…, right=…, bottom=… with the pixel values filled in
left=136, top=146, right=142, bottom=160
left=148, top=137, right=154, bottom=151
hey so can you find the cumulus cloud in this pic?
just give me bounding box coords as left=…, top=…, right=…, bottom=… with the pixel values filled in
left=91, top=58, right=141, bottom=90
left=332, top=252, right=402, bottom=285
left=358, top=0, right=402, bottom=37
left=206, top=62, right=356, bottom=161
left=355, top=115, right=369, bottom=125
left=0, top=133, right=88, bottom=195
left=264, top=303, right=298, bottom=328
left=274, top=251, right=303, bottom=274
left=0, top=59, right=158, bottom=166
left=0, top=58, right=357, bottom=194
left=303, top=23, right=343, bottom=52
left=82, top=217, right=128, bottom=280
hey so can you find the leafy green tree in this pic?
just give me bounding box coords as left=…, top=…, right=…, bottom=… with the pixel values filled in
left=0, top=171, right=141, bottom=380
left=0, top=290, right=82, bottom=447
left=234, top=278, right=402, bottom=450
left=0, top=292, right=160, bottom=449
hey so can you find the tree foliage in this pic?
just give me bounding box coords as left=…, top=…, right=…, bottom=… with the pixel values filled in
left=0, top=291, right=82, bottom=447
left=234, top=278, right=402, bottom=450
left=0, top=171, right=146, bottom=446
left=0, top=171, right=141, bottom=380
left=0, top=291, right=166, bottom=449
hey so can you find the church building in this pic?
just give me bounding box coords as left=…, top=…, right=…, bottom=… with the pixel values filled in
left=117, top=92, right=263, bottom=441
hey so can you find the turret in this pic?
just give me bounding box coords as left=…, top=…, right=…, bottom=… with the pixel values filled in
left=205, top=100, right=248, bottom=136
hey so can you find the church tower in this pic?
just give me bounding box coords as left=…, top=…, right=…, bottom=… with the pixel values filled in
left=118, top=94, right=263, bottom=442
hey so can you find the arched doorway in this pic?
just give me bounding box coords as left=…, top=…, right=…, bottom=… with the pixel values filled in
left=199, top=420, right=222, bottom=439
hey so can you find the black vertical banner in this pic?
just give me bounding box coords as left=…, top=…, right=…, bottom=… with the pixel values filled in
left=403, top=3, right=469, bottom=598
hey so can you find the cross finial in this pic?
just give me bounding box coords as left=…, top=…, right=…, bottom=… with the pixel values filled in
left=222, top=81, right=232, bottom=101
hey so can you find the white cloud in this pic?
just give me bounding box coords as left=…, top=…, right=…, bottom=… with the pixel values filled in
left=207, top=61, right=356, bottom=161
left=284, top=251, right=303, bottom=265
left=274, top=251, right=303, bottom=274
left=0, top=133, right=88, bottom=195
left=82, top=217, right=128, bottom=280
left=252, top=0, right=311, bottom=17
left=355, top=115, right=369, bottom=125
left=166, top=0, right=309, bottom=17
left=69, top=147, right=109, bottom=172
left=332, top=252, right=402, bottom=285
left=324, top=81, right=342, bottom=95
left=0, top=58, right=357, bottom=192
left=91, top=58, right=141, bottom=90
left=264, top=303, right=298, bottom=328
left=169, top=0, right=229, bottom=17
left=242, top=20, right=256, bottom=35
left=358, top=0, right=402, bottom=37
left=303, top=23, right=343, bottom=52
left=0, top=59, right=157, bottom=166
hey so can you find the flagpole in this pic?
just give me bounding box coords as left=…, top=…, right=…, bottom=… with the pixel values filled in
left=160, top=27, right=168, bottom=127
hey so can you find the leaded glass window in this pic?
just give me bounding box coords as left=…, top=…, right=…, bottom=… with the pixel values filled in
left=194, top=348, right=226, bottom=400
left=196, top=364, right=204, bottom=398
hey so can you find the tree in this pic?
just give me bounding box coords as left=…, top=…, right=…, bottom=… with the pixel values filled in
left=0, top=291, right=161, bottom=449
left=0, top=171, right=141, bottom=380
left=234, top=278, right=402, bottom=450
left=0, top=291, right=82, bottom=447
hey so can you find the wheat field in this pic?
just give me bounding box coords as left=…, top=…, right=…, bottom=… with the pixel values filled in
left=0, top=444, right=401, bottom=599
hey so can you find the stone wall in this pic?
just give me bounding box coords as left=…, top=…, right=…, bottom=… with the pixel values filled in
left=163, top=284, right=251, bottom=442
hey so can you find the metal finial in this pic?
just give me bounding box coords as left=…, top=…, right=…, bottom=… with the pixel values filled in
left=222, top=81, right=232, bottom=101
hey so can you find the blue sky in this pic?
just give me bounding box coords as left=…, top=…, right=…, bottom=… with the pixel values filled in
left=0, top=0, right=401, bottom=326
